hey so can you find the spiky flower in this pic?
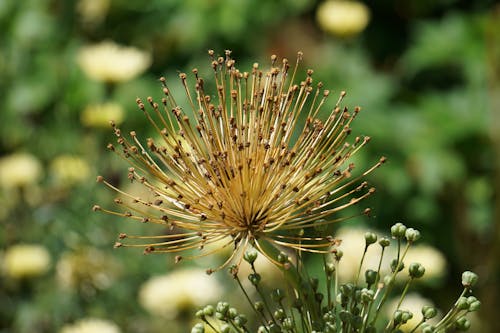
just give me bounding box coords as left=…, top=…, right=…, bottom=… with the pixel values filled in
left=94, top=50, right=385, bottom=273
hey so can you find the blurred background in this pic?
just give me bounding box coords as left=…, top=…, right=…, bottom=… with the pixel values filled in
left=0, top=0, right=498, bottom=332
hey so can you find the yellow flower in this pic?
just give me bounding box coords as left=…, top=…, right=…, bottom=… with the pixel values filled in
left=0, top=153, right=42, bottom=189
left=81, top=102, right=124, bottom=128
left=138, top=268, right=222, bottom=319
left=3, top=244, right=51, bottom=278
left=77, top=41, right=151, bottom=83
left=50, top=155, right=91, bottom=186
left=77, top=0, right=110, bottom=24
left=95, top=50, right=384, bottom=273
left=60, top=318, right=120, bottom=333
left=317, top=0, right=370, bottom=37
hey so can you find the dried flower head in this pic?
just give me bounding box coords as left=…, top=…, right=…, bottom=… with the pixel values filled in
left=95, top=50, right=385, bottom=273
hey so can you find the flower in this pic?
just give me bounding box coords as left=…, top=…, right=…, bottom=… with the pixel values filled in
left=50, top=155, right=91, bottom=186
left=138, top=268, right=222, bottom=318
left=386, top=293, right=440, bottom=332
left=95, top=50, right=384, bottom=273
left=0, top=153, right=42, bottom=189
left=56, top=248, right=121, bottom=292
left=3, top=244, right=51, bottom=278
left=77, top=41, right=151, bottom=83
left=81, top=102, right=125, bottom=128
left=60, top=318, right=120, bottom=333
left=316, top=0, right=370, bottom=37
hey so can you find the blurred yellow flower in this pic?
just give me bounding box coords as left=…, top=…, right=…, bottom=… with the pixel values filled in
left=3, top=244, right=51, bottom=279
left=81, top=102, right=124, bottom=128
left=139, top=268, right=222, bottom=319
left=60, top=318, right=121, bottom=333
left=50, top=155, right=91, bottom=186
left=386, top=293, right=440, bottom=332
left=77, top=41, right=151, bottom=83
left=0, top=153, right=42, bottom=189
left=77, top=0, right=110, bottom=24
left=316, top=0, right=370, bottom=37
left=56, top=248, right=121, bottom=291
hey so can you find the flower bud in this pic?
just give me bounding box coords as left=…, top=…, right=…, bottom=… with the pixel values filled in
left=391, top=259, right=404, bottom=273
left=391, top=222, right=407, bottom=239
left=220, top=324, right=230, bottom=333
left=228, top=307, right=238, bottom=319
left=422, top=323, right=436, bottom=333
left=456, top=297, right=469, bottom=310
left=248, top=273, right=261, bottom=286
left=203, top=305, right=214, bottom=316
left=195, top=310, right=204, bottom=318
left=365, top=269, right=377, bottom=285
left=364, top=232, right=377, bottom=246
left=254, top=301, right=264, bottom=312
left=216, top=301, right=229, bottom=315
left=274, top=309, right=286, bottom=320
left=278, top=252, right=289, bottom=263
left=283, top=317, right=294, bottom=330
left=422, top=305, right=437, bottom=319
left=191, top=323, right=204, bottom=333
left=409, top=262, right=425, bottom=279
left=461, top=271, right=478, bottom=288
left=469, top=300, right=481, bottom=312
left=360, top=288, right=374, bottom=303
left=234, top=314, right=247, bottom=327
left=455, top=316, right=471, bottom=331
left=405, top=228, right=421, bottom=242
left=379, top=237, right=391, bottom=248
left=271, top=288, right=285, bottom=302
left=326, top=262, right=335, bottom=275
left=334, top=249, right=344, bottom=261
left=243, top=249, right=258, bottom=264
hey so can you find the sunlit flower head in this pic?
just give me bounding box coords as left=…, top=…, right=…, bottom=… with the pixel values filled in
left=0, top=153, right=43, bottom=189
left=81, top=102, right=125, bottom=128
left=317, top=0, right=370, bottom=37
left=2, top=244, right=51, bottom=279
left=138, top=268, right=222, bottom=318
left=77, top=41, right=151, bottom=83
left=50, top=155, right=91, bottom=186
left=60, top=318, right=121, bottom=333
left=94, top=50, right=385, bottom=273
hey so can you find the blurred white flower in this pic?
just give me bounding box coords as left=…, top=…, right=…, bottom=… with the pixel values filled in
left=0, top=153, right=43, bottom=189
left=386, top=293, right=440, bottom=332
left=3, top=244, right=51, bottom=278
left=77, top=41, right=151, bottom=83
left=50, top=155, right=91, bottom=186
left=316, top=0, right=370, bottom=37
left=81, top=102, right=124, bottom=128
left=405, top=244, right=446, bottom=280
left=60, top=318, right=121, bottom=333
left=139, top=268, right=222, bottom=319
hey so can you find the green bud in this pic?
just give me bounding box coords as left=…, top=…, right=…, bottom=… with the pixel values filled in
left=216, top=301, right=229, bottom=315
left=254, top=301, right=264, bottom=312
left=401, top=310, right=413, bottom=324
left=257, top=326, right=267, bottom=333
left=278, top=252, right=289, bottom=263
left=461, top=271, right=478, bottom=288
left=365, top=269, right=377, bottom=285
left=365, top=232, right=377, bottom=246
left=379, top=237, right=391, bottom=247
left=274, top=308, right=286, bottom=320
left=422, top=324, right=436, bottom=333
left=326, top=262, right=335, bottom=275
left=456, top=297, right=469, bottom=310
left=339, top=310, right=351, bottom=323
left=360, top=288, right=374, bottom=303
left=195, top=310, right=204, bottom=318
left=271, top=289, right=285, bottom=302
left=391, top=222, right=407, bottom=239
left=243, top=249, right=258, bottom=264
left=393, top=309, right=403, bottom=324
left=191, top=323, right=204, bottom=333
left=405, top=228, right=421, bottom=242
left=335, top=249, right=343, bottom=261
left=220, top=324, right=230, bottom=333
left=234, top=314, right=247, bottom=327
left=340, top=283, right=355, bottom=296
left=455, top=316, right=471, bottom=331
left=422, top=305, right=437, bottom=319
left=228, top=307, right=238, bottom=319
left=248, top=273, right=261, bottom=286
left=469, top=300, right=481, bottom=312
left=283, top=317, right=294, bottom=330
left=203, top=305, right=214, bottom=316
left=409, top=262, right=425, bottom=279
left=391, top=259, right=404, bottom=273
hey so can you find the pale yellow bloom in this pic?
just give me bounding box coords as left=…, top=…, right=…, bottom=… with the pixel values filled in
left=0, top=153, right=42, bottom=188
left=56, top=248, right=120, bottom=291
left=60, top=318, right=121, bottom=333
left=77, top=41, right=151, bottom=83
left=139, top=268, right=222, bottom=318
left=3, top=244, right=51, bottom=278
left=50, top=155, right=91, bottom=186
left=317, top=0, right=370, bottom=37
left=77, top=0, right=111, bottom=24
left=81, top=102, right=124, bottom=128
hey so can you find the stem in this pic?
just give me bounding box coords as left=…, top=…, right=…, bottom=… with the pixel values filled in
left=434, top=288, right=468, bottom=330
left=384, top=278, right=413, bottom=331
left=355, top=245, right=369, bottom=285
left=234, top=274, right=270, bottom=330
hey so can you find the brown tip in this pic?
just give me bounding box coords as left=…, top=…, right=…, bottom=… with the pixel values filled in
left=114, top=242, right=123, bottom=248
left=92, top=205, right=101, bottom=212
left=144, top=246, right=154, bottom=254
left=175, top=255, right=182, bottom=263
left=380, top=156, right=387, bottom=164
left=206, top=268, right=214, bottom=275
left=96, top=176, right=104, bottom=183
left=364, top=208, right=372, bottom=216
left=118, top=233, right=127, bottom=239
